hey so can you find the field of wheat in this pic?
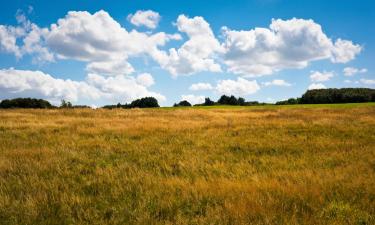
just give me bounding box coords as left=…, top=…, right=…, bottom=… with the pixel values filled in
left=0, top=104, right=374, bottom=224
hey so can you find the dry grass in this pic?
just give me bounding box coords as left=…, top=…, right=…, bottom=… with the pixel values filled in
left=0, top=105, right=374, bottom=224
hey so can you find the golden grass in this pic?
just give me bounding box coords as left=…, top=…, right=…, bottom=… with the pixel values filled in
left=0, top=105, right=374, bottom=224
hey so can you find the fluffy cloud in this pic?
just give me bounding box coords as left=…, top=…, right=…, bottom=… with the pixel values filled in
left=86, top=73, right=165, bottom=103
left=360, top=79, right=375, bottom=85
left=216, top=77, right=260, bottom=96
left=136, top=73, right=155, bottom=87
left=0, top=25, right=23, bottom=58
left=308, top=83, right=326, bottom=90
left=331, top=39, right=362, bottom=63
left=0, top=10, right=54, bottom=63
left=222, top=18, right=361, bottom=77
left=128, top=10, right=161, bottom=29
left=22, top=24, right=54, bottom=63
left=343, top=67, right=367, bottom=76
left=189, top=82, right=213, bottom=91
left=262, top=79, right=291, bottom=87
left=181, top=94, right=205, bottom=105
left=86, top=60, right=135, bottom=76
left=1, top=11, right=363, bottom=79
left=309, top=71, right=334, bottom=82
left=0, top=68, right=165, bottom=104
left=151, top=15, right=223, bottom=76
left=46, top=10, right=179, bottom=76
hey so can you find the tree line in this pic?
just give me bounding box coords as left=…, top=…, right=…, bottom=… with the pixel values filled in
left=275, top=88, right=375, bottom=105
left=0, top=88, right=374, bottom=109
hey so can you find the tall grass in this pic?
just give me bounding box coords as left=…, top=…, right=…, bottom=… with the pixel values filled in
left=0, top=105, right=374, bottom=224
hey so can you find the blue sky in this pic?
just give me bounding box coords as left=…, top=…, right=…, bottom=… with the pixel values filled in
left=0, top=0, right=374, bottom=106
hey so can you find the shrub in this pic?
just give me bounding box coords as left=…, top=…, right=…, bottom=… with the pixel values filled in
left=129, top=97, right=159, bottom=108
left=174, top=100, right=192, bottom=107
left=300, top=88, right=375, bottom=104
left=0, top=98, right=53, bottom=109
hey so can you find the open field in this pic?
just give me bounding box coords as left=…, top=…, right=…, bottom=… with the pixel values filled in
left=0, top=104, right=374, bottom=224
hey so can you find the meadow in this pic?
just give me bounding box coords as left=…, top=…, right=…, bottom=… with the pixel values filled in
left=0, top=103, right=374, bottom=224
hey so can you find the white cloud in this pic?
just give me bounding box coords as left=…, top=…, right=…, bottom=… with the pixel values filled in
left=0, top=10, right=54, bottom=63
left=136, top=73, right=155, bottom=87
left=309, top=71, right=334, bottom=82
left=344, top=79, right=352, bottom=84
left=46, top=10, right=179, bottom=76
left=189, top=82, right=213, bottom=91
left=0, top=11, right=364, bottom=79
left=0, top=25, right=24, bottom=58
left=86, top=73, right=165, bottom=103
left=22, top=23, right=54, bottom=63
left=216, top=77, right=260, bottom=96
left=222, top=18, right=361, bottom=77
left=0, top=68, right=101, bottom=103
left=181, top=94, right=205, bottom=105
left=360, top=79, right=375, bottom=85
left=262, top=79, right=291, bottom=87
left=0, top=68, right=165, bottom=105
left=343, top=67, right=367, bottom=76
left=128, top=10, right=161, bottom=29
left=86, top=60, right=134, bottom=76
left=331, top=39, right=362, bottom=63
left=151, top=15, right=223, bottom=76
left=308, top=83, right=326, bottom=90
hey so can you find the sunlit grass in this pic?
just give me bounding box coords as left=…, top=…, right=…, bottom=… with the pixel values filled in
left=0, top=104, right=374, bottom=224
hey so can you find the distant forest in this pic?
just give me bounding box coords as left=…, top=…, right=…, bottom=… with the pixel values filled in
left=0, top=88, right=374, bottom=109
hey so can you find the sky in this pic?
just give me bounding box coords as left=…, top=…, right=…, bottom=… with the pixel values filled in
left=0, top=0, right=374, bottom=106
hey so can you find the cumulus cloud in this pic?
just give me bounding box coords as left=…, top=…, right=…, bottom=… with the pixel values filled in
left=0, top=10, right=54, bottom=63
left=0, top=68, right=165, bottom=104
left=331, top=39, right=362, bottom=63
left=136, top=73, right=155, bottom=87
left=128, top=10, right=161, bottom=29
left=181, top=94, right=205, bottom=105
left=222, top=18, right=361, bottom=77
left=86, top=60, right=135, bottom=76
left=22, top=24, right=54, bottom=63
left=360, top=79, right=375, bottom=85
left=262, top=79, right=291, bottom=87
left=189, top=82, right=213, bottom=91
left=0, top=25, right=23, bottom=58
left=308, top=83, right=326, bottom=90
left=151, top=15, right=223, bottom=76
left=309, top=71, right=334, bottom=82
left=46, top=10, right=179, bottom=76
left=216, top=77, right=260, bottom=96
left=0, top=11, right=364, bottom=81
left=343, top=67, right=367, bottom=76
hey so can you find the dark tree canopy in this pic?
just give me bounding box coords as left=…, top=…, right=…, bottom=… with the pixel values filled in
left=276, top=98, right=300, bottom=105
left=0, top=98, right=53, bottom=109
left=217, top=95, right=246, bottom=105
left=60, top=99, right=73, bottom=108
left=174, top=100, right=192, bottom=107
left=129, top=97, right=160, bottom=108
left=300, top=88, right=375, bottom=104
left=203, top=97, right=215, bottom=106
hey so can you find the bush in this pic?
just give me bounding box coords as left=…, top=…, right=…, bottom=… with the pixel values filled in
left=0, top=98, right=54, bottom=109
left=203, top=97, right=215, bottom=106
left=60, top=99, right=73, bottom=108
left=300, top=88, right=375, bottom=104
left=129, top=97, right=159, bottom=108
left=174, top=100, right=192, bottom=107
left=217, top=95, right=246, bottom=105
left=276, top=98, right=300, bottom=105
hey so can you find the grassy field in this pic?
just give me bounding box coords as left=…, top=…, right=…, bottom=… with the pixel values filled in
left=0, top=104, right=374, bottom=224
